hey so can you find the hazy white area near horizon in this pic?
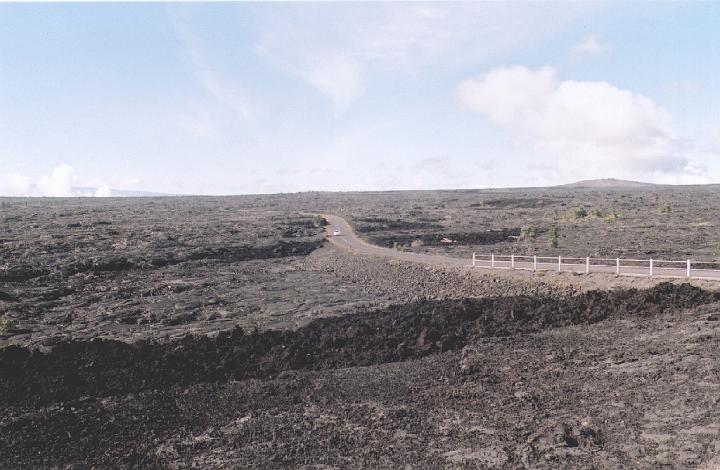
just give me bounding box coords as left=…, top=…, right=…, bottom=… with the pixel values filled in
left=1, top=2, right=719, bottom=197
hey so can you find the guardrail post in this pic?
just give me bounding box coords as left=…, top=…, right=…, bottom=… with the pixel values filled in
left=649, top=258, right=653, bottom=277
left=616, top=258, right=620, bottom=275
left=491, top=254, right=495, bottom=268
left=533, top=255, right=537, bottom=271
left=586, top=257, right=590, bottom=274
left=511, top=254, right=515, bottom=269
left=558, top=256, right=562, bottom=272
left=472, top=252, right=476, bottom=267
left=687, top=260, right=691, bottom=278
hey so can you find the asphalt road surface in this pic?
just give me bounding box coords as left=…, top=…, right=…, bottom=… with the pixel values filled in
left=323, top=214, right=468, bottom=268
left=323, top=214, right=720, bottom=281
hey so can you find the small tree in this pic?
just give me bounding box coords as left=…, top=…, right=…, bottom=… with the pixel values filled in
left=569, top=206, right=588, bottom=219
left=312, top=215, right=328, bottom=227
left=519, top=225, right=537, bottom=241
left=548, top=226, right=559, bottom=248
left=659, top=202, right=673, bottom=214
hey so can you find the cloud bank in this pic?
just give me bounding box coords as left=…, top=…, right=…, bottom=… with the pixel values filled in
left=0, top=164, right=113, bottom=197
left=457, top=66, right=700, bottom=181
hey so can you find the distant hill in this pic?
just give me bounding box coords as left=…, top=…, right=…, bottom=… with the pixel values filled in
left=555, top=178, right=659, bottom=189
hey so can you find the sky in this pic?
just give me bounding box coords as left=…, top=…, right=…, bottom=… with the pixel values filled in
left=1, top=1, right=719, bottom=196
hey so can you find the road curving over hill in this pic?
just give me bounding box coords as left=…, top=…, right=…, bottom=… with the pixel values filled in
left=322, top=213, right=469, bottom=268
left=322, top=213, right=720, bottom=280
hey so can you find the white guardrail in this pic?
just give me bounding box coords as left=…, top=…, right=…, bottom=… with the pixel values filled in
left=471, top=253, right=720, bottom=280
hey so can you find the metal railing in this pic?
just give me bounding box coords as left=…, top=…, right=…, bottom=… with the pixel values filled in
left=471, top=253, right=720, bottom=280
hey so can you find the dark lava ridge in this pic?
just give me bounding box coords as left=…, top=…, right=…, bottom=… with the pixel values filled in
left=0, top=282, right=715, bottom=406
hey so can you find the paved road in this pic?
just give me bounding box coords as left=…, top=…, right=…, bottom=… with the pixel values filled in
left=322, top=214, right=468, bottom=268
left=322, top=214, right=720, bottom=281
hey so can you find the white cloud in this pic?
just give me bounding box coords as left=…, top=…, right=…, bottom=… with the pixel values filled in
left=251, top=3, right=594, bottom=110
left=0, top=173, right=31, bottom=197
left=295, top=55, right=364, bottom=111
left=37, top=164, right=76, bottom=197
left=194, top=67, right=254, bottom=122
left=0, top=164, right=118, bottom=197
left=457, top=66, right=696, bottom=180
left=172, top=15, right=255, bottom=136
left=94, top=185, right=112, bottom=197
left=571, top=34, right=607, bottom=57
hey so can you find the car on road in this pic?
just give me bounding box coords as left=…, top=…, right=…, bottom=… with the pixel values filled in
left=332, top=229, right=342, bottom=236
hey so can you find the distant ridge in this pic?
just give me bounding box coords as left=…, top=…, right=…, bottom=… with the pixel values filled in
left=555, top=178, right=659, bottom=189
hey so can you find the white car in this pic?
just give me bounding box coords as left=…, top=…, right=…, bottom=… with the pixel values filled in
left=332, top=229, right=342, bottom=236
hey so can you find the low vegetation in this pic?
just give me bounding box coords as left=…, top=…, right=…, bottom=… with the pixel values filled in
left=0, top=315, right=16, bottom=334
left=569, top=206, right=588, bottom=219
left=393, top=241, right=411, bottom=252
left=312, top=215, right=328, bottom=227
left=519, top=225, right=537, bottom=241
left=557, top=205, right=620, bottom=225
left=548, top=226, right=559, bottom=248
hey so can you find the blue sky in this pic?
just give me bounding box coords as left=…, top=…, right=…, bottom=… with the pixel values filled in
left=1, top=2, right=719, bottom=196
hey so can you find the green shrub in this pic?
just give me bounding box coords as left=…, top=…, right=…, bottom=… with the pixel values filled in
left=569, top=206, right=588, bottom=219
left=659, top=203, right=673, bottom=214
left=519, top=225, right=537, bottom=241
left=548, top=226, right=559, bottom=248
left=602, top=212, right=618, bottom=222
left=0, top=315, right=16, bottom=334
left=312, top=215, right=328, bottom=228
